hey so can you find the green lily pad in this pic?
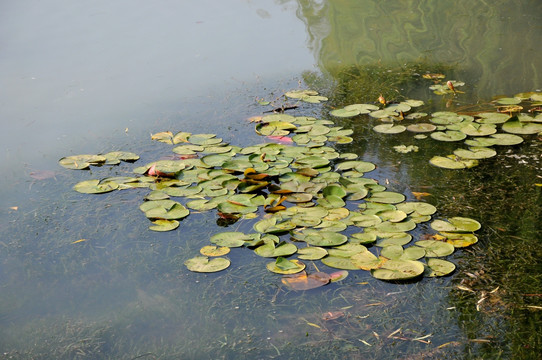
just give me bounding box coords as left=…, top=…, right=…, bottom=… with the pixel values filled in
left=375, top=220, right=416, bottom=233
left=476, top=112, right=510, bottom=124
left=200, top=245, right=231, bottom=257
left=381, top=244, right=425, bottom=260
left=441, top=232, right=479, bottom=248
left=303, top=231, right=348, bottom=247
left=59, top=154, right=106, bottom=170
left=139, top=200, right=190, bottom=220
left=266, top=257, right=305, bottom=274
left=297, top=246, right=328, bottom=260
left=371, top=260, right=425, bottom=281
left=502, top=119, right=542, bottom=134
left=73, top=179, right=119, bottom=194
left=495, top=97, right=521, bottom=105
left=321, top=256, right=359, bottom=270
left=254, top=241, right=298, bottom=258
left=351, top=251, right=387, bottom=270
left=327, top=243, right=367, bottom=258
left=414, top=240, right=455, bottom=257
left=336, top=160, right=376, bottom=173
left=453, top=147, right=497, bottom=159
left=185, top=256, right=230, bottom=273
left=425, top=258, right=456, bottom=277
left=373, top=124, right=407, bottom=134
left=396, top=202, right=437, bottom=216
left=430, top=217, right=481, bottom=232
left=367, top=191, right=406, bottom=204
left=460, top=123, right=497, bottom=137
left=429, top=155, right=479, bottom=169
left=149, top=219, right=179, bottom=232
left=489, top=133, right=524, bottom=146
left=375, top=233, right=413, bottom=247
left=103, top=151, right=139, bottom=165
left=210, top=231, right=252, bottom=248
left=350, top=232, right=377, bottom=245
left=430, top=131, right=467, bottom=142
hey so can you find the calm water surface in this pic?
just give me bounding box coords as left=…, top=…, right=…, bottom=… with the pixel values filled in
left=1, top=1, right=541, bottom=359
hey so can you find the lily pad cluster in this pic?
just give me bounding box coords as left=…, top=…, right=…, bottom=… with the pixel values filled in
left=330, top=90, right=542, bottom=169
left=61, top=89, right=482, bottom=285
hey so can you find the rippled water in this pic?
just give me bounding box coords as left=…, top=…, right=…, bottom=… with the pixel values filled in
left=0, top=1, right=540, bottom=359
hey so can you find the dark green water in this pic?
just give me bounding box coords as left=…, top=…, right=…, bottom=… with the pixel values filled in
left=1, top=1, right=541, bottom=359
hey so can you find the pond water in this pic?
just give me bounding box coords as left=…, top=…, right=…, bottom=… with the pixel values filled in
left=1, top=1, right=541, bottom=359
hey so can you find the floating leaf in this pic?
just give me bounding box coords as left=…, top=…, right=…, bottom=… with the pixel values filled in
left=281, top=271, right=330, bottom=290
left=425, top=258, right=456, bottom=277
left=254, top=241, right=298, bottom=258
left=351, top=251, right=387, bottom=270
left=59, top=154, right=106, bottom=170
left=441, top=232, right=479, bottom=248
left=430, top=131, right=467, bottom=142
left=453, top=147, right=497, bottom=160
left=267, top=257, right=305, bottom=274
left=200, top=245, right=231, bottom=257
left=73, top=179, right=118, bottom=194
left=149, top=219, right=179, bottom=232
left=329, top=270, right=349, bottom=282
left=371, top=260, right=425, bottom=281
left=367, top=191, right=406, bottom=204
left=304, top=231, right=348, bottom=247
left=414, top=240, right=455, bottom=257
left=321, top=256, right=359, bottom=270
left=103, top=151, right=139, bottom=165
left=430, top=217, right=481, bottom=232
left=297, top=246, right=328, bottom=260
left=502, top=119, right=542, bottom=134
left=396, top=202, right=437, bottom=216
left=373, top=124, right=406, bottom=134
left=184, top=256, right=230, bottom=273
left=139, top=200, right=189, bottom=220
left=210, top=231, right=252, bottom=247
left=429, top=155, right=479, bottom=169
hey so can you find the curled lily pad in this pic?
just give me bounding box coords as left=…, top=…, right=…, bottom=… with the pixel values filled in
left=414, top=240, right=455, bottom=257
left=73, top=179, right=119, bottom=194
left=425, top=258, right=456, bottom=277
left=371, top=260, right=425, bottom=281
left=185, top=256, right=230, bottom=273
left=267, top=257, right=305, bottom=274
left=431, top=217, right=481, bottom=232
left=329, top=270, right=349, bottom=282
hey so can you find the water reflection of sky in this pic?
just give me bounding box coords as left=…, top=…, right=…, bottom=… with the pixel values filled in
left=0, top=0, right=315, bottom=205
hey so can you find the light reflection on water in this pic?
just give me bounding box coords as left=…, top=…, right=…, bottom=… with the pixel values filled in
left=0, top=0, right=541, bottom=359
